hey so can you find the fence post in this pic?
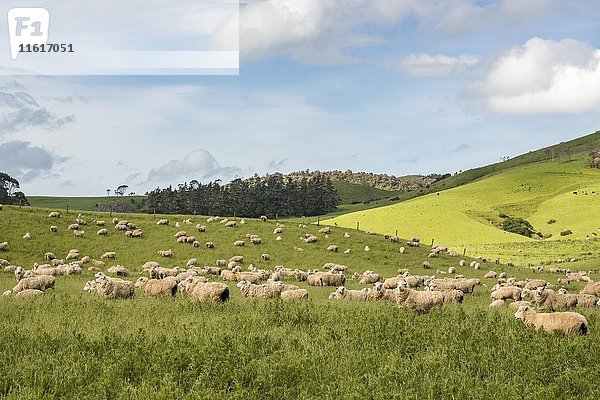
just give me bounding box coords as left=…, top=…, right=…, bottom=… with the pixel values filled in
left=66, top=204, right=69, bottom=214
left=317, top=216, right=320, bottom=226
left=463, top=248, right=466, bottom=256
left=395, top=229, right=398, bottom=236
left=431, top=238, right=434, bottom=247
left=356, top=222, right=359, bottom=231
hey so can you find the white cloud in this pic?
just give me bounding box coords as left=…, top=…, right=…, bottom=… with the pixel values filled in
left=472, top=38, right=600, bottom=115
left=0, top=140, right=66, bottom=182
left=146, top=149, right=241, bottom=183
left=438, top=0, right=556, bottom=34
left=401, top=54, right=480, bottom=77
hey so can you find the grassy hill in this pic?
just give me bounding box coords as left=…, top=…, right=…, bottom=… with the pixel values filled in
left=332, top=180, right=403, bottom=204
left=325, top=133, right=600, bottom=264
left=1, top=206, right=599, bottom=398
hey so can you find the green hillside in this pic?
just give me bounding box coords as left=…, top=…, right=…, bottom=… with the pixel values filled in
left=325, top=152, right=600, bottom=263
left=332, top=180, right=402, bottom=204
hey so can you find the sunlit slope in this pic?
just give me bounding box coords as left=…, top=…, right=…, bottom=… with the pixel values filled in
left=326, top=156, right=600, bottom=247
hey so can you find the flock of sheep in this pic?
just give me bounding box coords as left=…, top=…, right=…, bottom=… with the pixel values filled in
left=1, top=207, right=598, bottom=337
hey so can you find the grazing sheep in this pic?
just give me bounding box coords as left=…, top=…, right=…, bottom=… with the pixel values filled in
left=187, top=258, right=198, bottom=267
left=48, top=211, right=61, bottom=218
left=508, top=300, right=532, bottom=310
left=206, top=242, right=215, bottom=249
left=101, top=252, right=116, bottom=259
left=22, top=233, right=32, bottom=240
left=533, top=287, right=578, bottom=311
left=66, top=249, right=79, bottom=260
left=327, top=244, right=339, bottom=252
left=12, top=275, right=55, bottom=293
left=73, top=230, right=85, bottom=238
left=107, top=265, right=129, bottom=277
left=76, top=218, right=86, bottom=226
left=491, top=286, right=523, bottom=301
left=151, top=266, right=182, bottom=279
left=448, top=267, right=456, bottom=274
left=484, top=271, right=497, bottom=279
left=399, top=246, right=405, bottom=254
left=0, top=242, right=8, bottom=251
left=135, top=277, right=177, bottom=297
left=281, top=289, right=309, bottom=300
left=307, top=272, right=345, bottom=287
left=575, top=294, right=599, bottom=308
left=514, top=305, right=588, bottom=336
left=44, top=252, right=56, bottom=260
left=580, top=282, right=600, bottom=297
left=179, top=278, right=229, bottom=303
left=186, top=236, right=196, bottom=244
left=273, top=228, right=283, bottom=234
left=261, top=254, right=270, bottom=261
left=260, top=215, right=268, bottom=222
left=68, top=224, right=79, bottom=230
left=95, top=220, right=106, bottom=226
left=318, top=227, right=331, bottom=234
left=422, top=261, right=431, bottom=269
left=174, top=231, right=187, bottom=238
left=407, top=241, right=420, bottom=247
left=395, top=282, right=444, bottom=313
left=524, top=279, right=549, bottom=290
left=97, top=229, right=108, bottom=236
left=323, top=263, right=348, bottom=272
left=459, top=260, right=466, bottom=267
left=50, top=226, right=58, bottom=233
left=157, top=250, right=173, bottom=257
left=112, top=218, right=120, bottom=225
left=234, top=240, right=245, bottom=247
left=196, top=224, right=207, bottom=232
left=236, top=280, right=283, bottom=298
left=94, top=275, right=135, bottom=300
left=303, top=235, right=318, bottom=243
left=157, top=219, right=169, bottom=225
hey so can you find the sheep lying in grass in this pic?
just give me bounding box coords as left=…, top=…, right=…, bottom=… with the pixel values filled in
left=66, top=249, right=79, bottom=260
left=156, top=219, right=169, bottom=225
left=426, top=278, right=479, bottom=294
left=234, top=240, right=245, bottom=247
left=514, top=305, right=588, bottom=336
left=524, top=279, right=550, bottom=290
left=236, top=280, right=283, bottom=299
left=150, top=266, right=182, bottom=279
left=357, top=270, right=381, bottom=284
left=328, top=286, right=369, bottom=301
left=22, top=233, right=32, bottom=240
left=281, top=289, right=309, bottom=300
left=15, top=289, right=44, bottom=298
left=532, top=287, right=578, bottom=311
left=135, top=277, right=178, bottom=297
left=327, top=244, right=339, bottom=252
left=261, top=254, right=270, bottom=261
left=107, top=265, right=129, bottom=277
left=73, top=230, right=85, bottom=238
left=94, top=273, right=134, bottom=300
left=50, top=226, right=58, bottom=233
left=324, top=263, right=348, bottom=273
left=0, top=242, right=8, bottom=251
left=48, top=211, right=60, bottom=218
left=206, top=242, right=215, bottom=249
left=12, top=275, right=55, bottom=293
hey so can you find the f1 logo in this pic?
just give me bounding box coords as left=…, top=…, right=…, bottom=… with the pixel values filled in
left=7, top=8, right=49, bottom=60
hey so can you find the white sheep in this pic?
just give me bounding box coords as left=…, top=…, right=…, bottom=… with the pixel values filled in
left=101, top=252, right=116, bottom=259
left=22, top=233, right=32, bottom=240
left=327, top=244, right=339, bottom=252
left=206, top=242, right=215, bottom=249
left=180, top=278, right=229, bottom=303
left=156, top=219, right=169, bottom=225
left=135, top=277, right=178, bottom=297
left=280, top=289, right=309, bottom=300
left=395, top=281, right=444, bottom=313
left=261, top=253, right=270, bottom=261
left=48, top=211, right=61, bottom=218
left=236, top=280, right=283, bottom=298
left=50, top=226, right=58, bottom=233
left=94, top=274, right=135, bottom=300
left=73, top=230, right=85, bottom=238
left=157, top=249, right=173, bottom=257
left=328, top=286, right=369, bottom=301
left=234, top=240, right=245, bottom=247
left=107, top=265, right=129, bottom=277
left=514, top=305, right=588, bottom=336
left=12, top=275, right=55, bottom=293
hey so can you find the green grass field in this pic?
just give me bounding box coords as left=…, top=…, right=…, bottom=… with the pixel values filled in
left=325, top=155, right=600, bottom=264
left=332, top=180, right=402, bottom=204
left=1, top=206, right=600, bottom=398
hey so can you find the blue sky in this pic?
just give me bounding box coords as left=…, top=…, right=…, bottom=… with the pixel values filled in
left=1, top=0, right=600, bottom=195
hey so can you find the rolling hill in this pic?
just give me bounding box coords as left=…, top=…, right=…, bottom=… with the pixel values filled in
left=325, top=131, right=600, bottom=263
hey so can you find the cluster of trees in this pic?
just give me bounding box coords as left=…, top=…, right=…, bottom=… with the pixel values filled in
left=0, top=172, right=28, bottom=205
left=284, top=169, right=447, bottom=191
left=142, top=172, right=339, bottom=217
left=590, top=150, right=600, bottom=168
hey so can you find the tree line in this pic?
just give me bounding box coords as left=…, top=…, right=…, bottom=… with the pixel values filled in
left=142, top=172, right=339, bottom=217
left=0, top=172, right=28, bottom=205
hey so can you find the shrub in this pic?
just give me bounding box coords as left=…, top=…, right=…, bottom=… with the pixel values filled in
left=547, top=219, right=556, bottom=224
left=560, top=230, right=572, bottom=236
left=499, top=213, right=509, bottom=219
left=502, top=217, right=534, bottom=237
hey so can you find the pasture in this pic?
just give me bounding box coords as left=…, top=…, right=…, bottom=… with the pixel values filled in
left=1, top=206, right=599, bottom=399
left=325, top=156, right=600, bottom=264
